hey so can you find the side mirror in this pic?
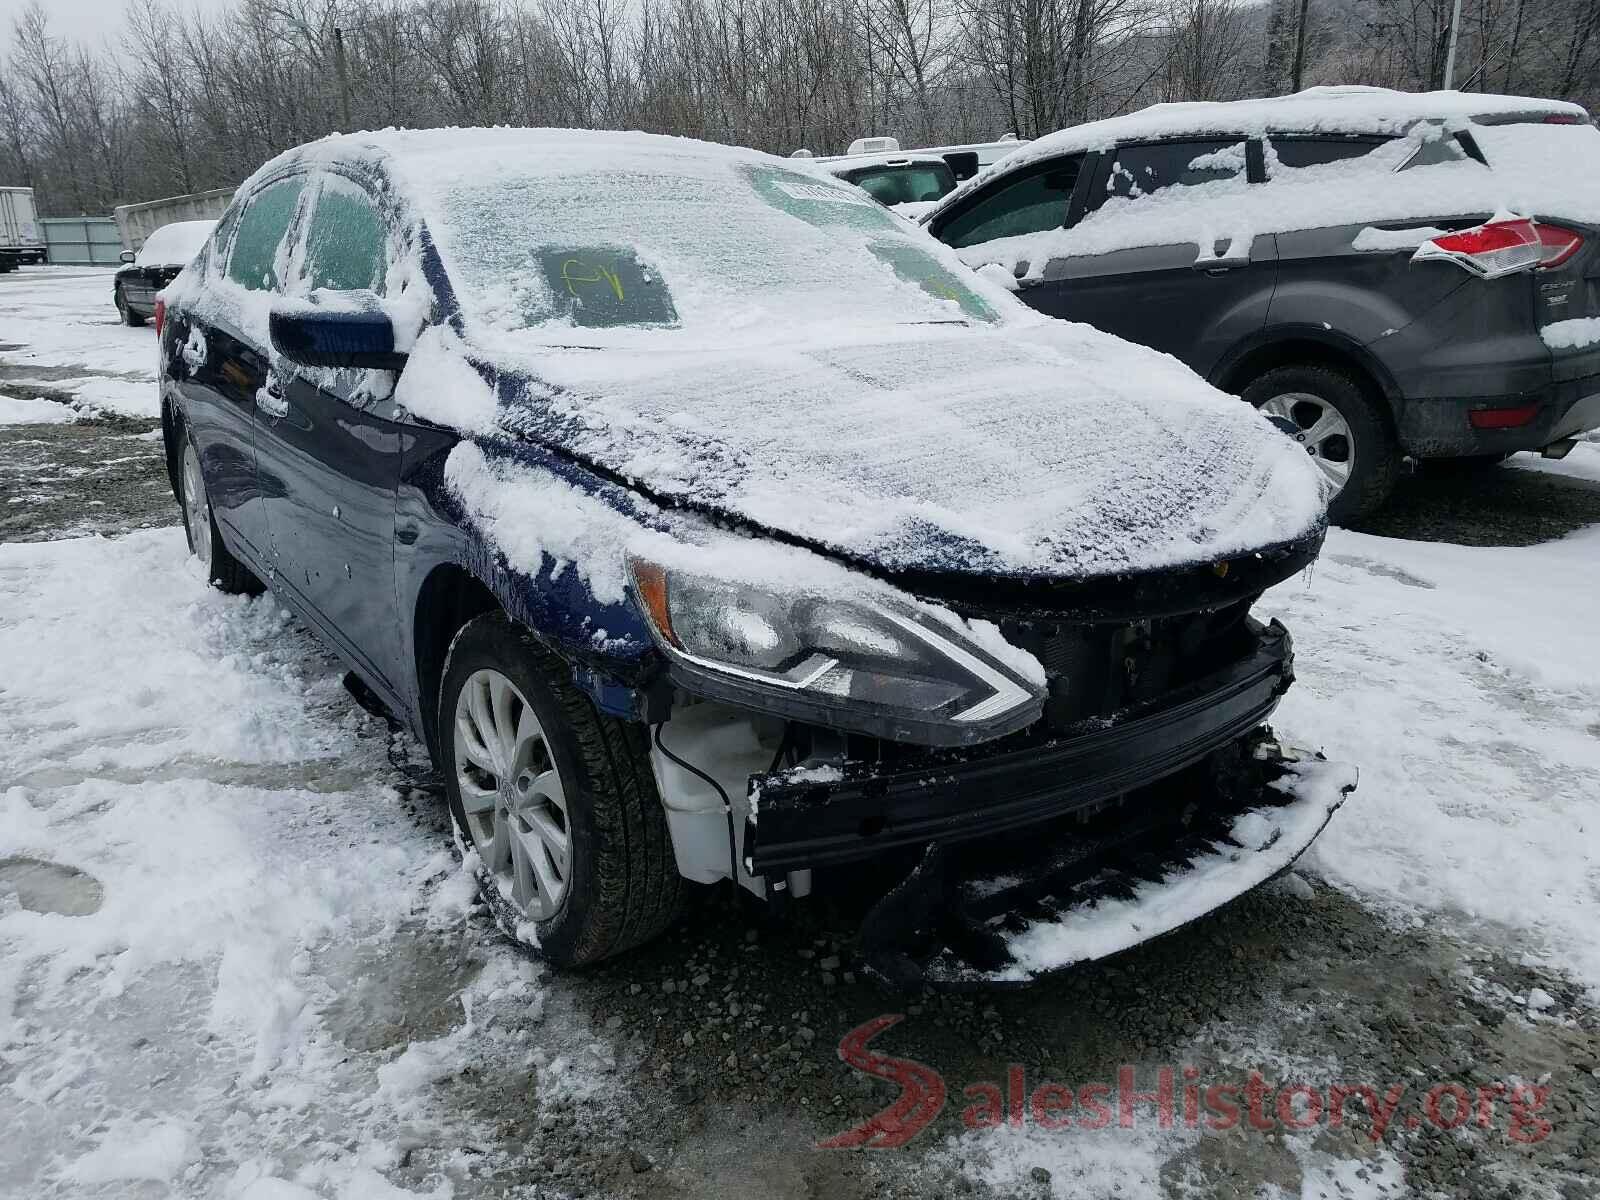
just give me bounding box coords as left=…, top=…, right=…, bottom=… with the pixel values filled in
left=943, top=150, right=979, bottom=181
left=119, top=249, right=136, bottom=264
left=269, top=291, right=409, bottom=371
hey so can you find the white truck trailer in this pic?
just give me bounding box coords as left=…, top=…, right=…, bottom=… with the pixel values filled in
left=0, top=186, right=45, bottom=271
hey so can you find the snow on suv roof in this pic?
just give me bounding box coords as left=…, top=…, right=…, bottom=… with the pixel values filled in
left=942, top=87, right=1590, bottom=203
left=1037, top=86, right=1585, bottom=153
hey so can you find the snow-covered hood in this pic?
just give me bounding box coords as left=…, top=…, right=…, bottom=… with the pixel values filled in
left=483, top=320, right=1328, bottom=581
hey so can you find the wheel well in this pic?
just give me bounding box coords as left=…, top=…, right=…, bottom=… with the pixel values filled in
left=1215, top=338, right=1396, bottom=414
left=413, top=565, right=500, bottom=760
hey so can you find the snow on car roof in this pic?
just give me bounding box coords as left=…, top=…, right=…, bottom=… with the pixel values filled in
left=939, top=87, right=1590, bottom=211
left=134, top=219, right=217, bottom=268
left=1013, top=86, right=1584, bottom=158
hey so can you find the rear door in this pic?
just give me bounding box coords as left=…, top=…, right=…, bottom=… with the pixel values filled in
left=1021, top=139, right=1275, bottom=375
left=254, top=171, right=409, bottom=699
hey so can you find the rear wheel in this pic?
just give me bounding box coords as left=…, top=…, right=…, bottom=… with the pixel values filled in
left=115, top=285, right=146, bottom=327
left=178, top=431, right=260, bottom=594
left=1242, top=364, right=1399, bottom=524
left=438, top=612, right=684, bottom=966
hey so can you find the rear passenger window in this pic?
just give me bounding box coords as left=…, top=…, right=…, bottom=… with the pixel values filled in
left=1266, top=136, right=1390, bottom=170
left=1103, top=140, right=1244, bottom=201
left=937, top=157, right=1082, bottom=249
left=226, top=177, right=307, bottom=291
left=303, top=180, right=389, bottom=293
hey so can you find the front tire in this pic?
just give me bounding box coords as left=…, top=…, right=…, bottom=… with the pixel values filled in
left=438, top=613, right=684, bottom=966
left=1241, top=364, right=1399, bottom=524
left=178, top=430, right=260, bottom=594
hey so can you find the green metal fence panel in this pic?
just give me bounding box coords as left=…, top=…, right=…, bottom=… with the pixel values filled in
left=41, top=217, right=122, bottom=266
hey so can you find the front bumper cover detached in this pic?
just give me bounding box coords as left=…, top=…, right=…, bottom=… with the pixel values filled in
left=859, top=736, right=1354, bottom=990
left=741, top=619, right=1353, bottom=989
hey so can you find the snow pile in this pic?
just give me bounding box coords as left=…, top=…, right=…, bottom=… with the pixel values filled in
left=1541, top=316, right=1600, bottom=351
left=134, top=219, right=217, bottom=268
left=61, top=1118, right=199, bottom=1185
left=0, top=395, right=78, bottom=425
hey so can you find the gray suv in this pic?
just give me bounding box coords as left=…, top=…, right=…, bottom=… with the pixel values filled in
left=924, top=88, right=1600, bottom=520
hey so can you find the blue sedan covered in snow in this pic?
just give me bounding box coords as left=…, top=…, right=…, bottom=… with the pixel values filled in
left=157, top=128, right=1351, bottom=984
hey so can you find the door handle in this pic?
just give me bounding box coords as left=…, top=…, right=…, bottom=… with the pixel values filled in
left=1193, top=258, right=1251, bottom=275
left=255, top=374, right=289, bottom=419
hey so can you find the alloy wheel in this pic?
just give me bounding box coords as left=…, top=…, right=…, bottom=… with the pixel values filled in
left=181, top=442, right=212, bottom=571
left=452, top=668, right=572, bottom=921
left=1256, top=392, right=1354, bottom=492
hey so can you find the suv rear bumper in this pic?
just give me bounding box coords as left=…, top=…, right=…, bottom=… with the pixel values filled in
left=745, top=621, right=1295, bottom=874
left=1398, top=368, right=1600, bottom=457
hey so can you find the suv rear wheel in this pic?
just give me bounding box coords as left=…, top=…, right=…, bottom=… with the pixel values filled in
left=1241, top=364, right=1399, bottom=523
left=438, top=612, right=684, bottom=966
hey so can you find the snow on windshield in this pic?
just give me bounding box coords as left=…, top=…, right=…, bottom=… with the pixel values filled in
left=135, top=219, right=217, bottom=268
left=379, top=131, right=1005, bottom=340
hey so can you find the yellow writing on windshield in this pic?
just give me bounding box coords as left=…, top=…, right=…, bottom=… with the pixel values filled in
left=561, top=258, right=625, bottom=301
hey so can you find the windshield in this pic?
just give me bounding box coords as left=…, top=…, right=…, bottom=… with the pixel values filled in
left=848, top=164, right=957, bottom=206
left=409, top=145, right=1002, bottom=339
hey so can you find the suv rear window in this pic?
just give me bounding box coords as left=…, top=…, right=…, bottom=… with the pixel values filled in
left=1266, top=135, right=1390, bottom=169
left=1103, top=140, right=1245, bottom=201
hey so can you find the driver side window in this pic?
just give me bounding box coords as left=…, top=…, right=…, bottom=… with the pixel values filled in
left=226, top=176, right=308, bottom=291
left=301, top=177, right=390, bottom=294
left=936, top=156, right=1083, bottom=250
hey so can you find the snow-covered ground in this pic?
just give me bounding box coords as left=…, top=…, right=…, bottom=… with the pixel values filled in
left=0, top=267, right=161, bottom=419
left=1274, top=446, right=1600, bottom=995
left=0, top=532, right=621, bottom=1197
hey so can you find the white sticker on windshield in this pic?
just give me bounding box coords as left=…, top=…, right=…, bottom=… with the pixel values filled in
left=772, top=180, right=874, bottom=207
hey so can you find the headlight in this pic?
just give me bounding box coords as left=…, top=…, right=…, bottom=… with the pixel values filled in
left=629, top=557, right=1044, bottom=746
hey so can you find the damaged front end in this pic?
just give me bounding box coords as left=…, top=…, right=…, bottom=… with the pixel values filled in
left=643, top=557, right=1355, bottom=987
left=733, top=600, right=1353, bottom=988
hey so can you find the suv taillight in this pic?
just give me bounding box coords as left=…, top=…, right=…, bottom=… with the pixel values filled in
left=154, top=296, right=165, bottom=338
left=1534, top=223, right=1584, bottom=268
left=1412, top=217, right=1581, bottom=278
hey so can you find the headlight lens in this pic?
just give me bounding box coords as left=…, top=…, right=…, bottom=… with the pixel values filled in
left=630, top=558, right=1044, bottom=745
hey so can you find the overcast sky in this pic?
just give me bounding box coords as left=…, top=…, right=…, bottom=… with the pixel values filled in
left=0, top=0, right=237, bottom=54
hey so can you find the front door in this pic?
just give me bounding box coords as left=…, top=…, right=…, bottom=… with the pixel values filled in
left=253, top=173, right=407, bottom=699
